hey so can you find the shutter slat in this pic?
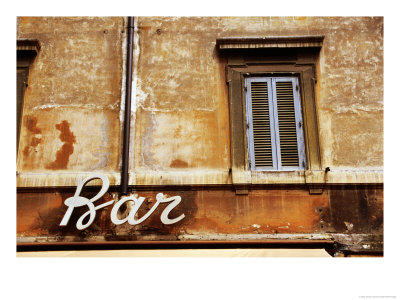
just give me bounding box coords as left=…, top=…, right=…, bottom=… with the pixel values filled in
left=250, top=81, right=273, bottom=167
left=275, top=81, right=299, bottom=167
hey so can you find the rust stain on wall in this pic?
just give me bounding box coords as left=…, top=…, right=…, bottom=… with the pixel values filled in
left=17, top=191, right=63, bottom=234
left=25, top=115, right=42, bottom=134
left=16, top=17, right=383, bottom=176
left=15, top=17, right=383, bottom=254
left=17, top=187, right=331, bottom=240
left=16, top=185, right=383, bottom=248
left=22, top=116, right=42, bottom=159
left=186, top=188, right=329, bottom=234
left=17, top=17, right=124, bottom=173
left=46, top=120, right=76, bottom=170
left=23, top=137, right=42, bottom=156
left=170, top=159, right=189, bottom=168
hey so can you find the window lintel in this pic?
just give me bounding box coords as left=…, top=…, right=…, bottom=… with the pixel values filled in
left=17, top=39, right=41, bottom=54
left=216, top=36, right=324, bottom=50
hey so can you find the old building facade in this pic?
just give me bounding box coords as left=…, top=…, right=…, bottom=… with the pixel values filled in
left=16, top=16, right=383, bottom=256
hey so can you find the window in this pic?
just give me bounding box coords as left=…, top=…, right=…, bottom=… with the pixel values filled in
left=245, top=76, right=306, bottom=170
left=17, top=60, right=29, bottom=149
left=17, top=40, right=40, bottom=151
left=217, top=36, right=323, bottom=183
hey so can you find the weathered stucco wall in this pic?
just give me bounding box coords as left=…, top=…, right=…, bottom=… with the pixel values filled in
left=17, top=17, right=125, bottom=173
left=133, top=16, right=383, bottom=174
left=133, top=18, right=230, bottom=172
left=17, top=17, right=383, bottom=186
left=17, top=185, right=383, bottom=254
left=16, top=17, right=384, bottom=254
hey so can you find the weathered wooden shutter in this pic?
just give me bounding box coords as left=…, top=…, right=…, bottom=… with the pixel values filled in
left=274, top=80, right=299, bottom=167
left=250, top=81, right=273, bottom=168
left=246, top=77, right=306, bottom=170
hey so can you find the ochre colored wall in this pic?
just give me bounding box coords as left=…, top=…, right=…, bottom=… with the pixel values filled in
left=17, top=17, right=124, bottom=173
left=16, top=17, right=384, bottom=254
left=17, top=17, right=383, bottom=182
left=133, top=16, right=383, bottom=174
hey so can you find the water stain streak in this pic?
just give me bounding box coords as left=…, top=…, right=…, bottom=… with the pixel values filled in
left=46, top=120, right=76, bottom=170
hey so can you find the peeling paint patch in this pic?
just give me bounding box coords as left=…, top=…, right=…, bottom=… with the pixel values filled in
left=140, top=111, right=160, bottom=169
left=178, top=233, right=332, bottom=241
left=46, top=120, right=76, bottom=170
left=91, top=117, right=111, bottom=170
left=331, top=233, right=383, bottom=254
left=344, top=221, right=354, bottom=231
left=32, top=103, right=120, bottom=111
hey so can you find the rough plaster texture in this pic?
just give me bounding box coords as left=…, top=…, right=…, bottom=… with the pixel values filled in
left=16, top=187, right=329, bottom=237
left=17, top=17, right=124, bottom=172
left=134, top=16, right=383, bottom=172
left=16, top=17, right=383, bottom=252
left=16, top=185, right=383, bottom=254
left=17, top=16, right=383, bottom=183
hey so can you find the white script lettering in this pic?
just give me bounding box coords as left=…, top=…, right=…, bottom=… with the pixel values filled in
left=59, top=174, right=185, bottom=230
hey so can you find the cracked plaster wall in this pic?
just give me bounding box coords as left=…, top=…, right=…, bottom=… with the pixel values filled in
left=17, top=17, right=124, bottom=173
left=17, top=17, right=383, bottom=176
left=134, top=16, right=383, bottom=172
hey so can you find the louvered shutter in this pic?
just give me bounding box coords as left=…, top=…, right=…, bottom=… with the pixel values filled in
left=274, top=79, right=300, bottom=168
left=246, top=77, right=306, bottom=170
left=246, top=78, right=277, bottom=170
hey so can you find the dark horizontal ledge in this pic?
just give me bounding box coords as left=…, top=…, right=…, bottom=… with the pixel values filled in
left=17, top=39, right=41, bottom=53
left=216, top=36, right=324, bottom=50
left=16, top=182, right=383, bottom=193
left=17, top=239, right=334, bottom=252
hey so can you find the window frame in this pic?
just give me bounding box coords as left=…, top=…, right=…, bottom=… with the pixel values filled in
left=17, top=40, right=40, bottom=153
left=220, top=42, right=322, bottom=184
